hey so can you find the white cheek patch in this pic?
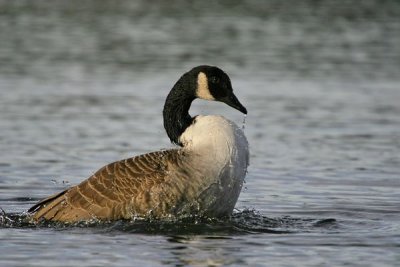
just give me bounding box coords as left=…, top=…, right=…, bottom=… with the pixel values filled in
left=196, top=72, right=215, bottom=100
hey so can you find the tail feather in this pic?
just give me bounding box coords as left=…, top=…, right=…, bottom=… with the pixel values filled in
left=28, top=190, right=69, bottom=221
left=29, top=189, right=95, bottom=222
left=34, top=196, right=65, bottom=221
left=28, top=190, right=67, bottom=213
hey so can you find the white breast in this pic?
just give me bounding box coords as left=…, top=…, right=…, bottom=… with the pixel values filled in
left=179, top=115, right=249, bottom=216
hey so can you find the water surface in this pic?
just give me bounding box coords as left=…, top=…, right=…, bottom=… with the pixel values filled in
left=1, top=1, right=400, bottom=266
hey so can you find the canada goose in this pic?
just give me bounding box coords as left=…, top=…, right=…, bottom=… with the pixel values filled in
left=28, top=65, right=249, bottom=223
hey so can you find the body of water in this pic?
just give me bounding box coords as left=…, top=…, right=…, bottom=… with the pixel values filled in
left=1, top=1, right=399, bottom=266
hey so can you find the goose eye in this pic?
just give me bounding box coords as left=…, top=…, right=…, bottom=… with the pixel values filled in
left=209, top=76, right=220, bottom=84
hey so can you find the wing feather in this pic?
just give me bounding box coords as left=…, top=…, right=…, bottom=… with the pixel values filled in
left=29, top=149, right=187, bottom=222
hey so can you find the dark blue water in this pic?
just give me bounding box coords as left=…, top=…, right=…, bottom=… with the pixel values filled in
left=1, top=1, right=400, bottom=266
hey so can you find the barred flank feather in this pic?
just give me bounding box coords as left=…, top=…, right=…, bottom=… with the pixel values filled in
left=29, top=150, right=193, bottom=222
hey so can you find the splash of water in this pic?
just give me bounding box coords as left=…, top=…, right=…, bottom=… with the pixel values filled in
left=1, top=208, right=337, bottom=234
left=242, top=114, right=247, bottom=130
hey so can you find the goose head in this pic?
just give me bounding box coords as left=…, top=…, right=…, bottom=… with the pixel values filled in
left=193, top=65, right=247, bottom=114
left=163, top=65, right=247, bottom=146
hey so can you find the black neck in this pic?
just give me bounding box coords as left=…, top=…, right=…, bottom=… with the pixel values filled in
left=163, top=74, right=196, bottom=146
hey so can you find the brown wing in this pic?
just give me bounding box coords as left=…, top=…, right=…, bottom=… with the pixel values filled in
left=29, top=149, right=186, bottom=222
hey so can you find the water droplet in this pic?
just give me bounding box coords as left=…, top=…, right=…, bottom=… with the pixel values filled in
left=242, top=114, right=247, bottom=130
